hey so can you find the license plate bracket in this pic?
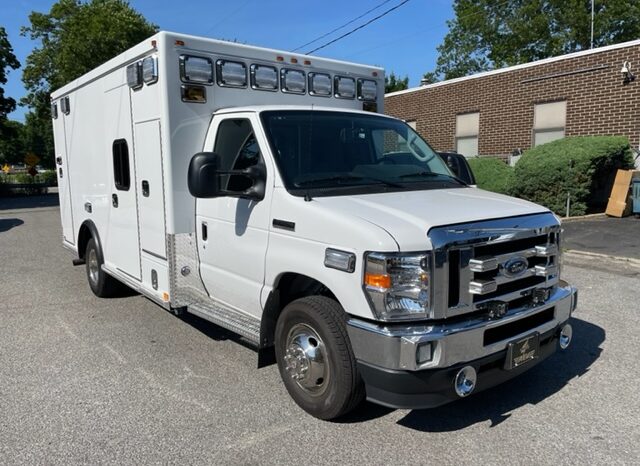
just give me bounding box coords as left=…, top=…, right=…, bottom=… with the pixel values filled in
left=504, top=332, right=540, bottom=370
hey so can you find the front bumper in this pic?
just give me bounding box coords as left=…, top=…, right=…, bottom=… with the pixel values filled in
left=347, top=282, right=577, bottom=409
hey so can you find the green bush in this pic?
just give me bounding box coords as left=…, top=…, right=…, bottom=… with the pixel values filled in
left=14, top=173, right=35, bottom=184
left=39, top=170, right=58, bottom=186
left=513, top=136, right=634, bottom=216
left=467, top=157, right=515, bottom=195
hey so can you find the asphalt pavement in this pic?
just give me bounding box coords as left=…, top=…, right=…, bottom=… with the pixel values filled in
left=563, top=215, right=640, bottom=260
left=1, top=198, right=639, bottom=465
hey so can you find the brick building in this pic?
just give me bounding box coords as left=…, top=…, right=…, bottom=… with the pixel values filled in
left=385, top=39, right=640, bottom=162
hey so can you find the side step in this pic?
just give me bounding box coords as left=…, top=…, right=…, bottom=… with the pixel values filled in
left=188, top=301, right=261, bottom=345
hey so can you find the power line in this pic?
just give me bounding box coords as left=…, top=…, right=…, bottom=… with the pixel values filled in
left=291, top=0, right=395, bottom=52
left=346, top=0, right=513, bottom=60
left=205, top=0, right=253, bottom=35
left=306, top=0, right=411, bottom=55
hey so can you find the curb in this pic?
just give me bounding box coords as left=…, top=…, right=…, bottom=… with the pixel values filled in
left=561, top=213, right=606, bottom=222
left=564, top=249, right=640, bottom=267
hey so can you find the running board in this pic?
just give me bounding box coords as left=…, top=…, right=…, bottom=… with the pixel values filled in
left=188, top=301, right=261, bottom=345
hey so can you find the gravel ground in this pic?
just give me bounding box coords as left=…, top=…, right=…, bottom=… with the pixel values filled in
left=1, top=203, right=639, bottom=465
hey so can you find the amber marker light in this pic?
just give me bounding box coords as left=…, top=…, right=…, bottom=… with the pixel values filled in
left=175, top=40, right=185, bottom=46
left=364, top=273, right=392, bottom=289
left=291, top=57, right=298, bottom=64
left=162, top=292, right=169, bottom=302
left=304, top=60, right=311, bottom=65
left=276, top=56, right=284, bottom=62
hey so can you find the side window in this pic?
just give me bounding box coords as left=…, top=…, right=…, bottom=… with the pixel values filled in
left=112, top=139, right=130, bottom=191
left=213, top=119, right=263, bottom=192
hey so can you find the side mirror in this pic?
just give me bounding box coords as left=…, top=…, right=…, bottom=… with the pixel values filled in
left=188, top=152, right=222, bottom=198
left=438, top=152, right=476, bottom=186
left=187, top=152, right=266, bottom=200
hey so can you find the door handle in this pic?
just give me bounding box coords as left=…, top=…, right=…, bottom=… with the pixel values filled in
left=201, top=222, right=208, bottom=242
left=112, top=193, right=119, bottom=208
left=142, top=180, right=149, bottom=197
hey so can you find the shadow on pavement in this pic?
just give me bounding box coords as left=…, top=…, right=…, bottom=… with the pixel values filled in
left=341, top=317, right=604, bottom=428
left=0, top=218, right=24, bottom=233
left=0, top=194, right=60, bottom=211
left=179, top=312, right=258, bottom=352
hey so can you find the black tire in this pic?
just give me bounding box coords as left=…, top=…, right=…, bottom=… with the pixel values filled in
left=275, top=296, right=364, bottom=420
left=85, top=237, right=122, bottom=298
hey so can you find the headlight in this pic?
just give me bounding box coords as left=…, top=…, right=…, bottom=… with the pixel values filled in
left=363, top=252, right=431, bottom=321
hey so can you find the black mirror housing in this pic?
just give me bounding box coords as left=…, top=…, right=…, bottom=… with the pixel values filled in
left=438, top=152, right=476, bottom=186
left=188, top=152, right=221, bottom=198
left=188, top=152, right=266, bottom=200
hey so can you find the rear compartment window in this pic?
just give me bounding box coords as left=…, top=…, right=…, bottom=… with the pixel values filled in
left=112, top=139, right=131, bottom=191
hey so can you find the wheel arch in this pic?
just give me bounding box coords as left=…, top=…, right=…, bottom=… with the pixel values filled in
left=258, top=272, right=338, bottom=367
left=77, top=220, right=102, bottom=260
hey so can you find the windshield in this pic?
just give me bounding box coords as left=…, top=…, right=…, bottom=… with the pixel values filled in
left=260, top=110, right=463, bottom=196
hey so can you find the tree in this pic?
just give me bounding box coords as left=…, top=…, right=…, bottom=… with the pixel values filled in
left=0, top=27, right=21, bottom=139
left=385, top=72, right=409, bottom=93
left=0, top=120, right=25, bottom=165
left=426, top=0, right=640, bottom=81
left=20, top=0, right=158, bottom=165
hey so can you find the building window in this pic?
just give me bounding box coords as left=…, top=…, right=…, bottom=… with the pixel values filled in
left=406, top=120, right=417, bottom=130
left=533, top=101, right=566, bottom=146
left=455, top=112, right=479, bottom=157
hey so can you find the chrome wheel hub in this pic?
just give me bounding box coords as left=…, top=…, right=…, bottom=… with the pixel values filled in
left=283, top=324, right=329, bottom=395
left=88, top=249, right=99, bottom=285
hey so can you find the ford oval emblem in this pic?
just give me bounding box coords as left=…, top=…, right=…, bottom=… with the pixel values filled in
left=502, top=256, right=529, bottom=278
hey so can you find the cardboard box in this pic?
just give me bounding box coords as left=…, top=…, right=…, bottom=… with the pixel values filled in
left=606, top=169, right=640, bottom=217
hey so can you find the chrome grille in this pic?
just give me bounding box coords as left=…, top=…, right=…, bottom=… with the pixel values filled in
left=428, top=213, right=561, bottom=319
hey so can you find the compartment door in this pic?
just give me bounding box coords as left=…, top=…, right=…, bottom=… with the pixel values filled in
left=133, top=119, right=167, bottom=260
left=53, top=111, right=74, bottom=244
left=103, top=85, right=141, bottom=280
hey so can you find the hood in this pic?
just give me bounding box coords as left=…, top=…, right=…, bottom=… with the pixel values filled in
left=313, top=187, right=549, bottom=250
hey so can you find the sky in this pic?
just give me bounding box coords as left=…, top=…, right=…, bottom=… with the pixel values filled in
left=0, top=0, right=454, bottom=122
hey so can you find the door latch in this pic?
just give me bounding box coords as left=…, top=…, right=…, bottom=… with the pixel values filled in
left=142, top=180, right=149, bottom=197
left=112, top=193, right=119, bottom=208
left=201, top=222, right=208, bottom=242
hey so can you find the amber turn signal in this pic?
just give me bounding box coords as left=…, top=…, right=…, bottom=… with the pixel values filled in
left=364, top=273, right=392, bottom=289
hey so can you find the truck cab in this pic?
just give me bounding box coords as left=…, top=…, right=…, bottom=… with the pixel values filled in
left=51, top=32, right=577, bottom=420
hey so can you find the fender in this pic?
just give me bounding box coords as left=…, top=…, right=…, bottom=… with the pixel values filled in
left=74, top=219, right=103, bottom=265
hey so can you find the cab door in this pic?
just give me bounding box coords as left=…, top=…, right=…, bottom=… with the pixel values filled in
left=195, top=114, right=273, bottom=318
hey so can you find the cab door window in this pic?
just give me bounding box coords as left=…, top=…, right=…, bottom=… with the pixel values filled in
left=214, top=119, right=263, bottom=192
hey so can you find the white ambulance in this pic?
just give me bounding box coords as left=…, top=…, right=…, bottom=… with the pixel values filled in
left=51, top=32, right=577, bottom=420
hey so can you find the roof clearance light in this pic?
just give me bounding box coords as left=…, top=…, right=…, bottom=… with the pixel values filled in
left=334, top=76, right=355, bottom=99
left=142, top=56, right=158, bottom=84
left=250, top=64, right=278, bottom=91
left=281, top=68, right=306, bottom=94
left=126, top=62, right=143, bottom=90
left=309, top=72, right=332, bottom=97
left=216, top=59, right=247, bottom=88
left=179, top=55, right=214, bottom=85
left=358, top=78, right=377, bottom=101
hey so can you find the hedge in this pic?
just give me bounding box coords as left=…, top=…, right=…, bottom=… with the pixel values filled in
left=512, top=136, right=634, bottom=216
left=467, top=157, right=515, bottom=195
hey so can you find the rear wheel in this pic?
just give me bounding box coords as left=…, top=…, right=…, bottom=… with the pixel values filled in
left=85, top=237, right=121, bottom=298
left=275, top=296, right=364, bottom=420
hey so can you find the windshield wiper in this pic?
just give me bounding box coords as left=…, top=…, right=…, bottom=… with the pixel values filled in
left=294, top=175, right=405, bottom=189
left=398, top=171, right=467, bottom=185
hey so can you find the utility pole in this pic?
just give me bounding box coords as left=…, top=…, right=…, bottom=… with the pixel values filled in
left=591, top=0, right=595, bottom=49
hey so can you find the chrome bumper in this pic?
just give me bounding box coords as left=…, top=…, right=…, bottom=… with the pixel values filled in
left=347, top=281, right=577, bottom=372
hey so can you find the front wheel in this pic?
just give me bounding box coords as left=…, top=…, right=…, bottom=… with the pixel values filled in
left=275, top=296, right=364, bottom=420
